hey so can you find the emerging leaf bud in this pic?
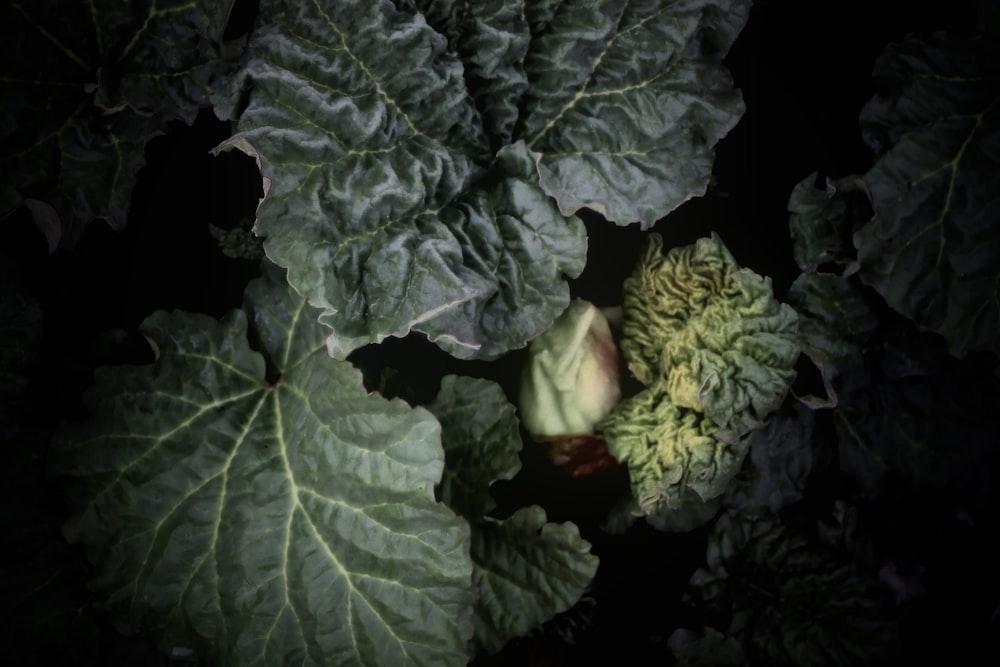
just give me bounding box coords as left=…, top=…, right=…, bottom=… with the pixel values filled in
left=519, top=299, right=622, bottom=475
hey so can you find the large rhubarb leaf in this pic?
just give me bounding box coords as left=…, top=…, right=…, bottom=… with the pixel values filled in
left=51, top=264, right=474, bottom=667
left=428, top=375, right=598, bottom=655
left=224, top=0, right=749, bottom=359
left=0, top=0, right=236, bottom=249
left=223, top=0, right=585, bottom=359
left=856, top=32, right=1000, bottom=357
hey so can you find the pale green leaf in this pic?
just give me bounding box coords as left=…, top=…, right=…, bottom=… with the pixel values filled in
left=51, top=263, right=474, bottom=667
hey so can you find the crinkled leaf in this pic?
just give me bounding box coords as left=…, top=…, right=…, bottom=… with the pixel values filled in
left=857, top=32, right=1000, bottom=357
left=788, top=172, right=870, bottom=274
left=0, top=0, right=235, bottom=247
left=600, top=383, right=737, bottom=531
left=520, top=0, right=750, bottom=226
left=601, top=233, right=798, bottom=530
left=430, top=375, right=522, bottom=519
left=226, top=0, right=585, bottom=359
left=50, top=263, right=474, bottom=667
left=688, top=510, right=901, bottom=667
left=620, top=234, right=799, bottom=439
left=469, top=506, right=598, bottom=654
left=412, top=0, right=530, bottom=146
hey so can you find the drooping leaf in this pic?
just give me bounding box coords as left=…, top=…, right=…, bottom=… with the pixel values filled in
left=469, top=507, right=598, bottom=655
left=51, top=263, right=474, bottom=667
left=688, top=510, right=901, bottom=667
left=0, top=0, right=236, bottom=247
left=425, top=375, right=598, bottom=655
left=224, top=0, right=586, bottom=359
left=431, top=375, right=522, bottom=519
left=856, top=32, right=1000, bottom=357
left=520, top=0, right=750, bottom=226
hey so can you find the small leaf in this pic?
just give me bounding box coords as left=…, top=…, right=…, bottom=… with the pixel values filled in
left=426, top=376, right=598, bottom=655
left=788, top=173, right=869, bottom=274
left=469, top=507, right=598, bottom=655
left=431, top=375, right=522, bottom=519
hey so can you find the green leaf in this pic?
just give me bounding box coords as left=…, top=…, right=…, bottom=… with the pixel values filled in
left=832, top=335, right=1000, bottom=492
left=0, top=0, right=235, bottom=247
left=425, top=375, right=598, bottom=654
left=788, top=173, right=870, bottom=274
left=856, top=32, right=1000, bottom=357
left=725, top=402, right=820, bottom=515
left=599, top=382, right=734, bottom=531
left=51, top=263, right=474, bottom=666
left=431, top=375, right=522, bottom=519
left=667, top=627, right=747, bottom=667
left=688, top=510, right=901, bottom=667
left=225, top=0, right=586, bottom=359
left=787, top=272, right=878, bottom=388
left=469, top=507, right=598, bottom=655
left=412, top=0, right=530, bottom=146
left=788, top=270, right=1000, bottom=492
left=619, top=234, right=800, bottom=439
left=209, top=218, right=265, bottom=260
left=520, top=0, right=750, bottom=226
